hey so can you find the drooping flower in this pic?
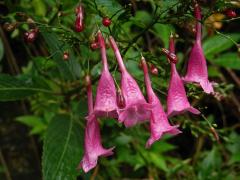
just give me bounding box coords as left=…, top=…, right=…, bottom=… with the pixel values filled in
left=167, top=35, right=200, bottom=117
left=109, top=36, right=151, bottom=127
left=93, top=31, right=118, bottom=118
left=78, top=75, right=114, bottom=173
left=182, top=4, right=214, bottom=94
left=141, top=56, right=181, bottom=148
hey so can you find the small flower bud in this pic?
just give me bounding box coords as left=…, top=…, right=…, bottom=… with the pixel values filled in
left=102, top=17, right=111, bottom=27
left=225, top=9, right=237, bottom=18
left=161, top=48, right=178, bottom=64
left=150, top=64, right=158, bottom=75
left=24, top=28, right=39, bottom=43
left=117, top=89, right=126, bottom=109
left=90, top=42, right=99, bottom=50
left=63, top=51, right=69, bottom=61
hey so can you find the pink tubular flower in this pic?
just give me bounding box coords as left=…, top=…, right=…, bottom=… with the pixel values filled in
left=141, top=57, right=181, bottom=148
left=78, top=75, right=114, bottom=173
left=167, top=35, right=200, bottom=117
left=182, top=4, right=214, bottom=94
left=109, top=36, right=151, bottom=127
left=93, top=31, right=118, bottom=118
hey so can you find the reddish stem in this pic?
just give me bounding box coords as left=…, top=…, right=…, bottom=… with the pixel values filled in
left=194, top=4, right=202, bottom=42
left=109, top=36, right=127, bottom=73
left=169, top=35, right=177, bottom=73
left=85, top=75, right=93, bottom=114
left=97, top=31, right=108, bottom=71
left=141, top=56, right=154, bottom=102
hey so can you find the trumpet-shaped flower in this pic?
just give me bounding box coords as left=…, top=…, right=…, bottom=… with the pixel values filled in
left=141, top=57, right=181, bottom=148
left=94, top=31, right=118, bottom=118
left=167, top=36, right=200, bottom=117
left=78, top=75, right=114, bottom=173
left=182, top=4, right=214, bottom=94
left=109, top=36, right=151, bottom=127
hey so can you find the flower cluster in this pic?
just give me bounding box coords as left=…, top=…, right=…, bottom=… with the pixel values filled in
left=78, top=3, right=214, bottom=173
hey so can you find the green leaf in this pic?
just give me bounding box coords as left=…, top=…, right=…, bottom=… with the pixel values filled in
left=211, top=53, right=240, bottom=70
left=42, top=114, right=83, bottom=180
left=131, top=11, right=152, bottom=28
left=229, top=153, right=240, bottom=164
left=0, top=74, right=52, bottom=101
left=32, top=0, right=47, bottom=16
left=203, top=33, right=240, bottom=59
left=152, top=141, right=176, bottom=153
left=149, top=153, right=168, bottom=172
left=0, top=37, right=4, bottom=61
left=16, top=115, right=47, bottom=135
left=153, top=24, right=173, bottom=46
left=198, top=147, right=222, bottom=179
left=41, top=31, right=81, bottom=81
left=95, top=0, right=122, bottom=16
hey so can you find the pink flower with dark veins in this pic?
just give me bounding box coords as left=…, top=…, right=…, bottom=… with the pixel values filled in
left=167, top=35, right=200, bottom=117
left=78, top=75, right=114, bottom=173
left=109, top=36, right=151, bottom=127
left=182, top=4, right=214, bottom=94
left=141, top=57, right=181, bottom=148
left=94, top=31, right=118, bottom=118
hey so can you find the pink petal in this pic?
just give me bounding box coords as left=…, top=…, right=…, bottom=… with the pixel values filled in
left=94, top=70, right=119, bottom=118
left=182, top=42, right=214, bottom=94
left=182, top=5, right=214, bottom=94
left=109, top=36, right=151, bottom=127
left=78, top=75, right=114, bottom=173
left=145, top=90, right=181, bottom=148
left=142, top=57, right=181, bottom=148
left=167, top=63, right=200, bottom=117
left=119, top=101, right=152, bottom=127
left=78, top=115, right=114, bottom=172
left=94, top=31, right=118, bottom=118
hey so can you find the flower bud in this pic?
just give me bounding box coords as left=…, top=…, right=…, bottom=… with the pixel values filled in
left=117, top=89, right=126, bottom=109
left=161, top=48, right=178, bottom=64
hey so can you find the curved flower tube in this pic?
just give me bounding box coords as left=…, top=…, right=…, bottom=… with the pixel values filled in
left=141, top=57, right=181, bottom=148
left=182, top=4, right=214, bottom=94
left=78, top=75, right=114, bottom=173
left=167, top=35, right=200, bottom=117
left=109, top=36, right=151, bottom=127
left=93, top=31, right=118, bottom=118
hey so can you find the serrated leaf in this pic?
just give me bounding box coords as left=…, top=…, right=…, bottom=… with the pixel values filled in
left=0, top=74, right=52, bottom=101
left=211, top=53, right=240, bottom=70
left=42, top=114, right=83, bottom=180
left=203, top=33, right=240, bottom=59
